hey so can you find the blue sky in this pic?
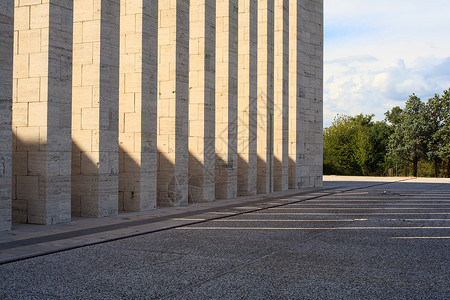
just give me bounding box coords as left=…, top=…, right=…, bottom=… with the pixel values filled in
left=324, top=0, right=450, bottom=127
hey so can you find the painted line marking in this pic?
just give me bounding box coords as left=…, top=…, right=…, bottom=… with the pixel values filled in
left=210, top=219, right=359, bottom=222
left=268, top=207, right=450, bottom=210
left=287, top=203, right=450, bottom=206
left=303, top=200, right=450, bottom=202
left=171, top=218, right=207, bottom=221
left=391, top=237, right=450, bottom=239
left=177, top=227, right=450, bottom=230
left=234, top=207, right=262, bottom=210
left=250, top=213, right=450, bottom=215
left=387, top=219, right=450, bottom=221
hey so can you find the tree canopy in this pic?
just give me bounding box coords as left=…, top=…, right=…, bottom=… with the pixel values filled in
left=323, top=114, right=392, bottom=176
left=385, top=94, right=428, bottom=177
left=324, top=88, right=450, bottom=177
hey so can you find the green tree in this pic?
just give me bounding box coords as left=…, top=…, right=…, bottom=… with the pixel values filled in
left=434, top=89, right=450, bottom=176
left=386, top=94, right=428, bottom=177
left=424, top=93, right=445, bottom=177
left=323, top=115, right=360, bottom=175
left=385, top=106, right=403, bottom=125
left=369, top=120, right=394, bottom=174
left=324, top=114, right=391, bottom=175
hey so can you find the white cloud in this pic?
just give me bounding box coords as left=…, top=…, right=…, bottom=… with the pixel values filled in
left=324, top=0, right=450, bottom=126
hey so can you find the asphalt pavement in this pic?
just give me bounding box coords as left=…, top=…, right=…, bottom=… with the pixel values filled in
left=0, top=176, right=449, bottom=299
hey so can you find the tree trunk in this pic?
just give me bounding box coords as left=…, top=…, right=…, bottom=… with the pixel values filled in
left=447, top=159, right=450, bottom=178
left=434, top=157, right=439, bottom=178
left=412, top=157, right=418, bottom=177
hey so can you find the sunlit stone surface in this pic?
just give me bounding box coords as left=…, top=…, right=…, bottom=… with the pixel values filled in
left=215, top=0, right=239, bottom=200
left=0, top=1, right=13, bottom=231
left=12, top=1, right=73, bottom=224
left=119, top=0, right=158, bottom=212
left=71, top=0, right=120, bottom=218
left=1, top=0, right=322, bottom=230
left=289, top=0, right=323, bottom=189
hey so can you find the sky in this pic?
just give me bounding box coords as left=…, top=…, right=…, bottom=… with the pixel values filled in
left=324, top=0, right=450, bottom=127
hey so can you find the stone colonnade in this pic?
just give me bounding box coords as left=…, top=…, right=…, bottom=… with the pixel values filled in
left=0, top=2, right=14, bottom=231
left=0, top=0, right=323, bottom=231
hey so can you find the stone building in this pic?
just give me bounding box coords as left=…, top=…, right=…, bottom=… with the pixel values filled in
left=0, top=0, right=323, bottom=231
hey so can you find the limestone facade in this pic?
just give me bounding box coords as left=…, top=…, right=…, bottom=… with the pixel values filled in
left=13, top=0, right=73, bottom=224
left=188, top=0, right=216, bottom=202
left=273, top=0, right=289, bottom=192
left=256, top=0, right=274, bottom=194
left=215, top=0, right=238, bottom=200
left=157, top=0, right=190, bottom=207
left=237, top=0, right=258, bottom=196
left=0, top=1, right=14, bottom=231
left=0, top=0, right=323, bottom=230
left=72, top=0, right=120, bottom=218
left=119, top=0, right=158, bottom=212
left=289, top=0, right=323, bottom=188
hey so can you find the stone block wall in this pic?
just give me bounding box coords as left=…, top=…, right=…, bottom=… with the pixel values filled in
left=12, top=0, right=73, bottom=224
left=289, top=0, right=323, bottom=189
left=237, top=0, right=258, bottom=196
left=0, top=1, right=14, bottom=231
left=119, top=0, right=158, bottom=211
left=157, top=0, right=190, bottom=206
left=215, top=0, right=238, bottom=199
left=256, top=0, right=274, bottom=194
left=0, top=0, right=322, bottom=230
left=273, top=0, right=289, bottom=191
left=188, top=0, right=216, bottom=202
left=295, top=0, right=323, bottom=188
left=71, top=0, right=120, bottom=217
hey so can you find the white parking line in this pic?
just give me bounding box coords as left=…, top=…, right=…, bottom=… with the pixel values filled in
left=177, top=226, right=450, bottom=230
left=268, top=207, right=450, bottom=210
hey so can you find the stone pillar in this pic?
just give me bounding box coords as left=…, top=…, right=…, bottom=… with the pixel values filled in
left=256, top=0, right=274, bottom=194
left=237, top=0, right=257, bottom=196
left=289, top=0, right=323, bottom=188
left=72, top=0, right=120, bottom=217
left=157, top=0, right=189, bottom=206
left=273, top=0, right=289, bottom=191
left=188, top=0, right=215, bottom=203
left=288, top=0, right=301, bottom=189
left=303, top=0, right=323, bottom=187
left=0, top=2, right=13, bottom=231
left=118, top=0, right=158, bottom=211
left=12, top=1, right=72, bottom=225
left=215, top=0, right=238, bottom=200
